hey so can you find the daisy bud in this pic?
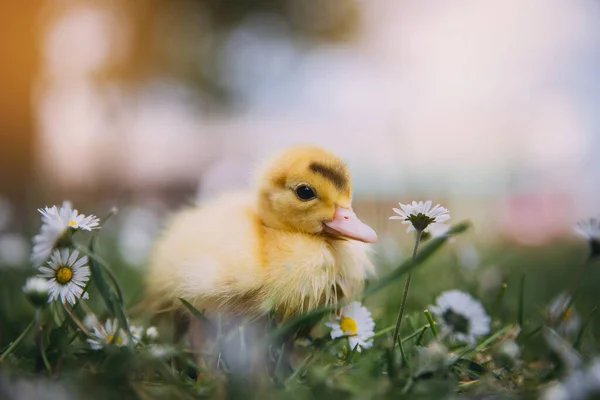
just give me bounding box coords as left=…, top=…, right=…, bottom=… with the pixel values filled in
left=145, top=326, right=159, bottom=341
left=22, top=277, right=49, bottom=308
left=83, top=314, right=99, bottom=330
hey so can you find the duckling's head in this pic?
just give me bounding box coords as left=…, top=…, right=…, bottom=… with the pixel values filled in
left=256, top=145, right=377, bottom=243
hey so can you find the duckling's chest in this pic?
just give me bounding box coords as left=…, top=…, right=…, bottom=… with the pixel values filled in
left=262, top=233, right=371, bottom=313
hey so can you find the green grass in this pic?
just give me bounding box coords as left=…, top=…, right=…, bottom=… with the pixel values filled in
left=0, top=217, right=598, bottom=399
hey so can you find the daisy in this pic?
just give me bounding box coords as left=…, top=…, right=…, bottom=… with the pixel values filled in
left=430, top=290, right=490, bottom=345
left=575, top=217, right=600, bottom=257
left=87, top=318, right=143, bottom=349
left=547, top=293, right=581, bottom=336
left=37, top=248, right=90, bottom=305
left=390, top=200, right=450, bottom=233
left=31, top=201, right=100, bottom=266
left=145, top=326, right=159, bottom=340
left=131, top=324, right=144, bottom=343
left=22, top=276, right=49, bottom=307
left=325, top=301, right=375, bottom=352
left=575, top=217, right=600, bottom=241
left=87, top=318, right=130, bottom=350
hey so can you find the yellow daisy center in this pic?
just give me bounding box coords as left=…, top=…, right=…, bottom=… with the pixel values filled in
left=563, top=308, right=573, bottom=321
left=68, top=219, right=78, bottom=227
left=55, top=266, right=73, bottom=284
left=340, top=316, right=358, bottom=336
left=107, top=334, right=123, bottom=345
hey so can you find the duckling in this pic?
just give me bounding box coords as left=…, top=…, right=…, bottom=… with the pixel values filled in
left=145, top=145, right=377, bottom=322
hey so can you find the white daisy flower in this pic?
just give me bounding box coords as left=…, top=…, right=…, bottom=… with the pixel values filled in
left=22, top=277, right=49, bottom=307
left=130, top=324, right=144, bottom=343
left=430, top=290, right=490, bottom=345
left=547, top=293, right=581, bottom=336
left=31, top=201, right=100, bottom=266
left=87, top=318, right=143, bottom=349
left=575, top=217, right=600, bottom=257
left=575, top=217, right=600, bottom=241
left=37, top=248, right=90, bottom=305
left=145, top=326, right=159, bottom=340
left=87, top=318, right=130, bottom=350
left=325, top=301, right=375, bottom=352
left=390, top=200, right=450, bottom=233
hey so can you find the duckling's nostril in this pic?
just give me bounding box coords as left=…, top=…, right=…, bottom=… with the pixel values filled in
left=343, top=216, right=349, bottom=220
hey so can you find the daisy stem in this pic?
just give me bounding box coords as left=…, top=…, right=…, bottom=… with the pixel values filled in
left=517, top=274, right=525, bottom=331
left=62, top=302, right=92, bottom=337
left=0, top=318, right=34, bottom=364
left=34, top=309, right=45, bottom=372
left=391, top=230, right=423, bottom=350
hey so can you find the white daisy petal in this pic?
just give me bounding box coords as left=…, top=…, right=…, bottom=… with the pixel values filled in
left=326, top=301, right=375, bottom=353
left=30, top=202, right=101, bottom=266
left=390, top=200, right=450, bottom=233
left=86, top=318, right=143, bottom=350
left=36, top=248, right=90, bottom=305
left=430, top=290, right=490, bottom=345
left=547, top=292, right=581, bottom=336
left=574, top=217, right=600, bottom=241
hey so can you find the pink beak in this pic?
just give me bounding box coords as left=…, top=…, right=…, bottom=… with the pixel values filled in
left=323, top=205, right=377, bottom=243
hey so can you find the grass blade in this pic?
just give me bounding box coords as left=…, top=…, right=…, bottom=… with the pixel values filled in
left=574, top=306, right=597, bottom=350
left=493, top=282, right=507, bottom=319
left=0, top=318, right=34, bottom=363
left=424, top=309, right=438, bottom=337
left=77, top=244, right=124, bottom=304
left=87, top=242, right=115, bottom=316
left=178, top=298, right=215, bottom=333
left=416, top=326, right=428, bottom=346
left=111, top=292, right=134, bottom=349
left=398, top=335, right=409, bottom=368
left=458, top=325, right=514, bottom=359
left=345, top=343, right=360, bottom=364
left=517, top=274, right=525, bottom=333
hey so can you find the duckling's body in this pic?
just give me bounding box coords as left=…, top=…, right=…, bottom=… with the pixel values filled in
left=148, top=192, right=371, bottom=319
left=146, top=145, right=376, bottom=321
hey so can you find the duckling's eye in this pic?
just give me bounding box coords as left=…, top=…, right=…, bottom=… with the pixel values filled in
left=295, top=185, right=316, bottom=201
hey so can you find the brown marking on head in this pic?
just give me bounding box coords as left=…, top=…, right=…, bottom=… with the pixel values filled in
left=308, top=162, right=349, bottom=190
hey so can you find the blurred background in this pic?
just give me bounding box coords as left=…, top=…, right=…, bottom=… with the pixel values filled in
left=2, top=0, right=600, bottom=252
left=1, top=0, right=600, bottom=319
left=1, top=2, right=600, bottom=396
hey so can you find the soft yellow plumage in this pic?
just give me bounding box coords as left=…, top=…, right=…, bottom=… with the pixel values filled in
left=145, top=145, right=377, bottom=321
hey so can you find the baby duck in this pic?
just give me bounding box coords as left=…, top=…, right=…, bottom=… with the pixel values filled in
left=146, top=145, right=377, bottom=321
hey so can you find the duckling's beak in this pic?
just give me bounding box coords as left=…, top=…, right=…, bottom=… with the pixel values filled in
left=323, top=205, right=377, bottom=243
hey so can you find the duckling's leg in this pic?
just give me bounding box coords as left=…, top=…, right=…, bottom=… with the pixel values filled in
left=188, top=316, right=210, bottom=373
